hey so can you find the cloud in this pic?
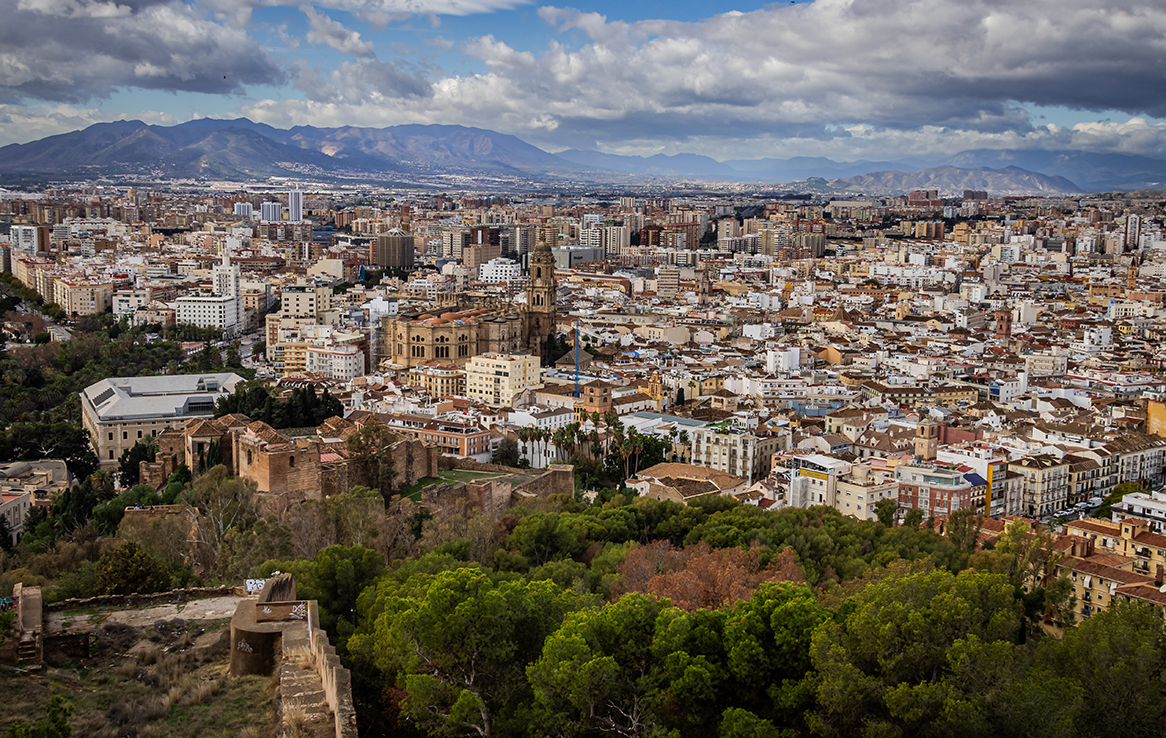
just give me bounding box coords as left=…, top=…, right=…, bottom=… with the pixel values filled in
left=236, top=0, right=1166, bottom=159
left=0, top=0, right=283, bottom=102
left=0, top=103, right=178, bottom=144
left=291, top=58, right=432, bottom=103
left=303, top=6, right=376, bottom=57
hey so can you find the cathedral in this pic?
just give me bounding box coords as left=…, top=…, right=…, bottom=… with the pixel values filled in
left=379, top=238, right=558, bottom=369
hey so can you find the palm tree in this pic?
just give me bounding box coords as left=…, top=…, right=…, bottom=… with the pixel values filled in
left=620, top=437, right=635, bottom=481
left=678, top=430, right=690, bottom=462
left=538, top=427, right=551, bottom=466
left=518, top=426, right=532, bottom=463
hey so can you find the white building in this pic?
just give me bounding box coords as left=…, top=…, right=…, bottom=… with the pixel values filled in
left=465, top=352, right=541, bottom=407
left=260, top=201, right=282, bottom=222
left=9, top=225, right=39, bottom=255
left=305, top=344, right=364, bottom=381
left=114, top=288, right=153, bottom=318
left=233, top=202, right=254, bottom=219
left=176, top=293, right=241, bottom=337
left=288, top=189, right=303, bottom=223
left=479, top=257, right=521, bottom=284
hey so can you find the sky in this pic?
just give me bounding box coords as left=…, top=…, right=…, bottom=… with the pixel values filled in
left=1, top=0, right=1165, bottom=162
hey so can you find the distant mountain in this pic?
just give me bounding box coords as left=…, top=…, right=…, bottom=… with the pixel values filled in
left=0, top=117, right=1158, bottom=192
left=721, top=156, right=932, bottom=181
left=0, top=119, right=594, bottom=182
left=556, top=149, right=929, bottom=181
left=556, top=149, right=739, bottom=178
left=827, top=165, right=1083, bottom=196
left=940, top=149, right=1166, bottom=193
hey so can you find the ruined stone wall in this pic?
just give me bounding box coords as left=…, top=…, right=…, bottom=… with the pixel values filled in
left=45, top=585, right=243, bottom=612
left=387, top=437, right=440, bottom=489
left=319, top=462, right=350, bottom=499
left=512, top=464, right=575, bottom=501
left=139, top=452, right=178, bottom=489
left=309, top=623, right=358, bottom=738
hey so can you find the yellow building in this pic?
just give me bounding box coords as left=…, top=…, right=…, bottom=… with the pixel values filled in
left=54, top=279, right=114, bottom=317
left=465, top=352, right=541, bottom=407
left=407, top=363, right=466, bottom=398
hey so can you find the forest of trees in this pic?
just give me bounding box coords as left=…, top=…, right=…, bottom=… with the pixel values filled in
left=2, top=449, right=1164, bottom=738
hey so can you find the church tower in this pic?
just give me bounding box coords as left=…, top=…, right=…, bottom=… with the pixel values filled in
left=526, top=238, right=557, bottom=356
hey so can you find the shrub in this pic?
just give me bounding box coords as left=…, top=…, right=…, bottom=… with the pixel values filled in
left=94, top=541, right=170, bottom=596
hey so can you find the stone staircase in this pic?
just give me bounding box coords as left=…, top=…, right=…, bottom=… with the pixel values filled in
left=17, top=629, right=42, bottom=672
left=276, top=629, right=335, bottom=738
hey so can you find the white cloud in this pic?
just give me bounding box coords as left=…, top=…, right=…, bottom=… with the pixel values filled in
left=0, top=103, right=178, bottom=144
left=303, top=6, right=376, bottom=57
left=0, top=0, right=283, bottom=102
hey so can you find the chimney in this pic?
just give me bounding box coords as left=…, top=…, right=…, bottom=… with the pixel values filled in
left=1156, top=564, right=1163, bottom=587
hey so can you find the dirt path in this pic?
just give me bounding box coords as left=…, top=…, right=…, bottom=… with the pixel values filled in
left=46, top=595, right=246, bottom=632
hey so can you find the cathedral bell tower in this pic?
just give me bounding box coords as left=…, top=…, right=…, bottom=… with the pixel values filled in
left=526, top=238, right=557, bottom=356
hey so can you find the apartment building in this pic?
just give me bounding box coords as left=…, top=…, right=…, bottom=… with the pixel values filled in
left=1009, top=454, right=1070, bottom=518
left=896, top=462, right=974, bottom=516
left=465, top=352, right=541, bottom=407
left=407, top=363, right=467, bottom=398
left=304, top=344, right=365, bottom=382
left=176, top=292, right=241, bottom=337
left=691, top=424, right=783, bottom=484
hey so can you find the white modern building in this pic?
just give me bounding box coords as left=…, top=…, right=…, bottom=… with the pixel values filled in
left=260, top=201, right=283, bottom=222
left=288, top=189, right=303, bottom=223
left=479, top=257, right=521, bottom=283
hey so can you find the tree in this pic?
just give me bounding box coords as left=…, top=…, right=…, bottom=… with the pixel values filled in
left=0, top=421, right=98, bottom=480
left=493, top=437, right=520, bottom=468
left=903, top=507, right=924, bottom=529
left=94, top=540, right=170, bottom=595
left=614, top=541, right=804, bottom=611
left=1041, top=601, right=1166, bottom=738
left=117, top=437, right=157, bottom=487
left=181, top=465, right=259, bottom=574
left=810, top=569, right=1063, bottom=737
left=261, top=545, right=385, bottom=653
left=946, top=507, right=984, bottom=553
left=528, top=593, right=669, bottom=738
left=874, top=497, right=897, bottom=527
left=371, top=568, right=586, bottom=737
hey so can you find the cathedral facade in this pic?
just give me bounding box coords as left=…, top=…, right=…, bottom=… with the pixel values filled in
left=380, top=239, right=558, bottom=370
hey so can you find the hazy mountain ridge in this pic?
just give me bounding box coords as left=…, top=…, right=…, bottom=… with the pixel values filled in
left=827, top=165, right=1083, bottom=196
left=0, top=118, right=1161, bottom=192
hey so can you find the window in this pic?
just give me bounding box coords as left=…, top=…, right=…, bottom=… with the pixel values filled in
left=137, top=430, right=143, bottom=439
left=123, top=431, right=128, bottom=440
left=108, top=432, right=114, bottom=441
left=289, top=455, right=295, bottom=468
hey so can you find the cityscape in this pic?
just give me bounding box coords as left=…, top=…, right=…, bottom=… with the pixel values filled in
left=1, top=0, right=1166, bottom=737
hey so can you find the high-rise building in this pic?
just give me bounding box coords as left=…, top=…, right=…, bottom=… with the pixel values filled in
left=9, top=225, right=50, bottom=255
left=260, top=201, right=282, bottom=222
left=288, top=189, right=302, bottom=223
left=373, top=229, right=415, bottom=270
left=233, top=202, right=254, bottom=219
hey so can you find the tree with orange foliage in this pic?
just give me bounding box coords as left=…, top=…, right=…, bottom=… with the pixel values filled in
left=613, top=540, right=803, bottom=611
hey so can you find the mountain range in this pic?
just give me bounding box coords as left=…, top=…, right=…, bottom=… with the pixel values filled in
left=0, top=118, right=1162, bottom=193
